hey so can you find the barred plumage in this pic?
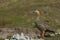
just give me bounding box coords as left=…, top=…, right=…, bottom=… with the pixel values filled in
left=34, top=10, right=55, bottom=38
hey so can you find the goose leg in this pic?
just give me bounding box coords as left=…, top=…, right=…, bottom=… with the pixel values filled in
left=41, top=31, right=45, bottom=39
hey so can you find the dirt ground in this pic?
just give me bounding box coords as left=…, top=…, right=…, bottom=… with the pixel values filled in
left=0, top=27, right=60, bottom=40
left=0, top=27, right=40, bottom=38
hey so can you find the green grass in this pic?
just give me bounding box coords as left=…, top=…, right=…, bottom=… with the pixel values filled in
left=0, top=0, right=60, bottom=29
left=0, top=38, right=4, bottom=40
left=0, top=1, right=60, bottom=40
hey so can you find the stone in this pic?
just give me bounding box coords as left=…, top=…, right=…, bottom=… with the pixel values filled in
left=5, top=39, right=9, bottom=40
left=10, top=32, right=32, bottom=40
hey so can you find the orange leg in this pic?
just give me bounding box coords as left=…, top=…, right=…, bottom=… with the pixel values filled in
left=41, top=31, right=45, bottom=39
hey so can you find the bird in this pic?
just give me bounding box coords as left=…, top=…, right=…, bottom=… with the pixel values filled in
left=34, top=10, right=55, bottom=39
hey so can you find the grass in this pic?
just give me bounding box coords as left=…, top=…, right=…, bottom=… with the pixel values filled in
left=0, top=1, right=60, bottom=40
left=0, top=0, right=60, bottom=28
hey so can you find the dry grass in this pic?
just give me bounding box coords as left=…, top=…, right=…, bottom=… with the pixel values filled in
left=0, top=0, right=60, bottom=40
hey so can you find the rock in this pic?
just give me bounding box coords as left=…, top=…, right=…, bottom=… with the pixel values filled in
left=50, top=34, right=55, bottom=36
left=5, top=39, right=9, bottom=40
